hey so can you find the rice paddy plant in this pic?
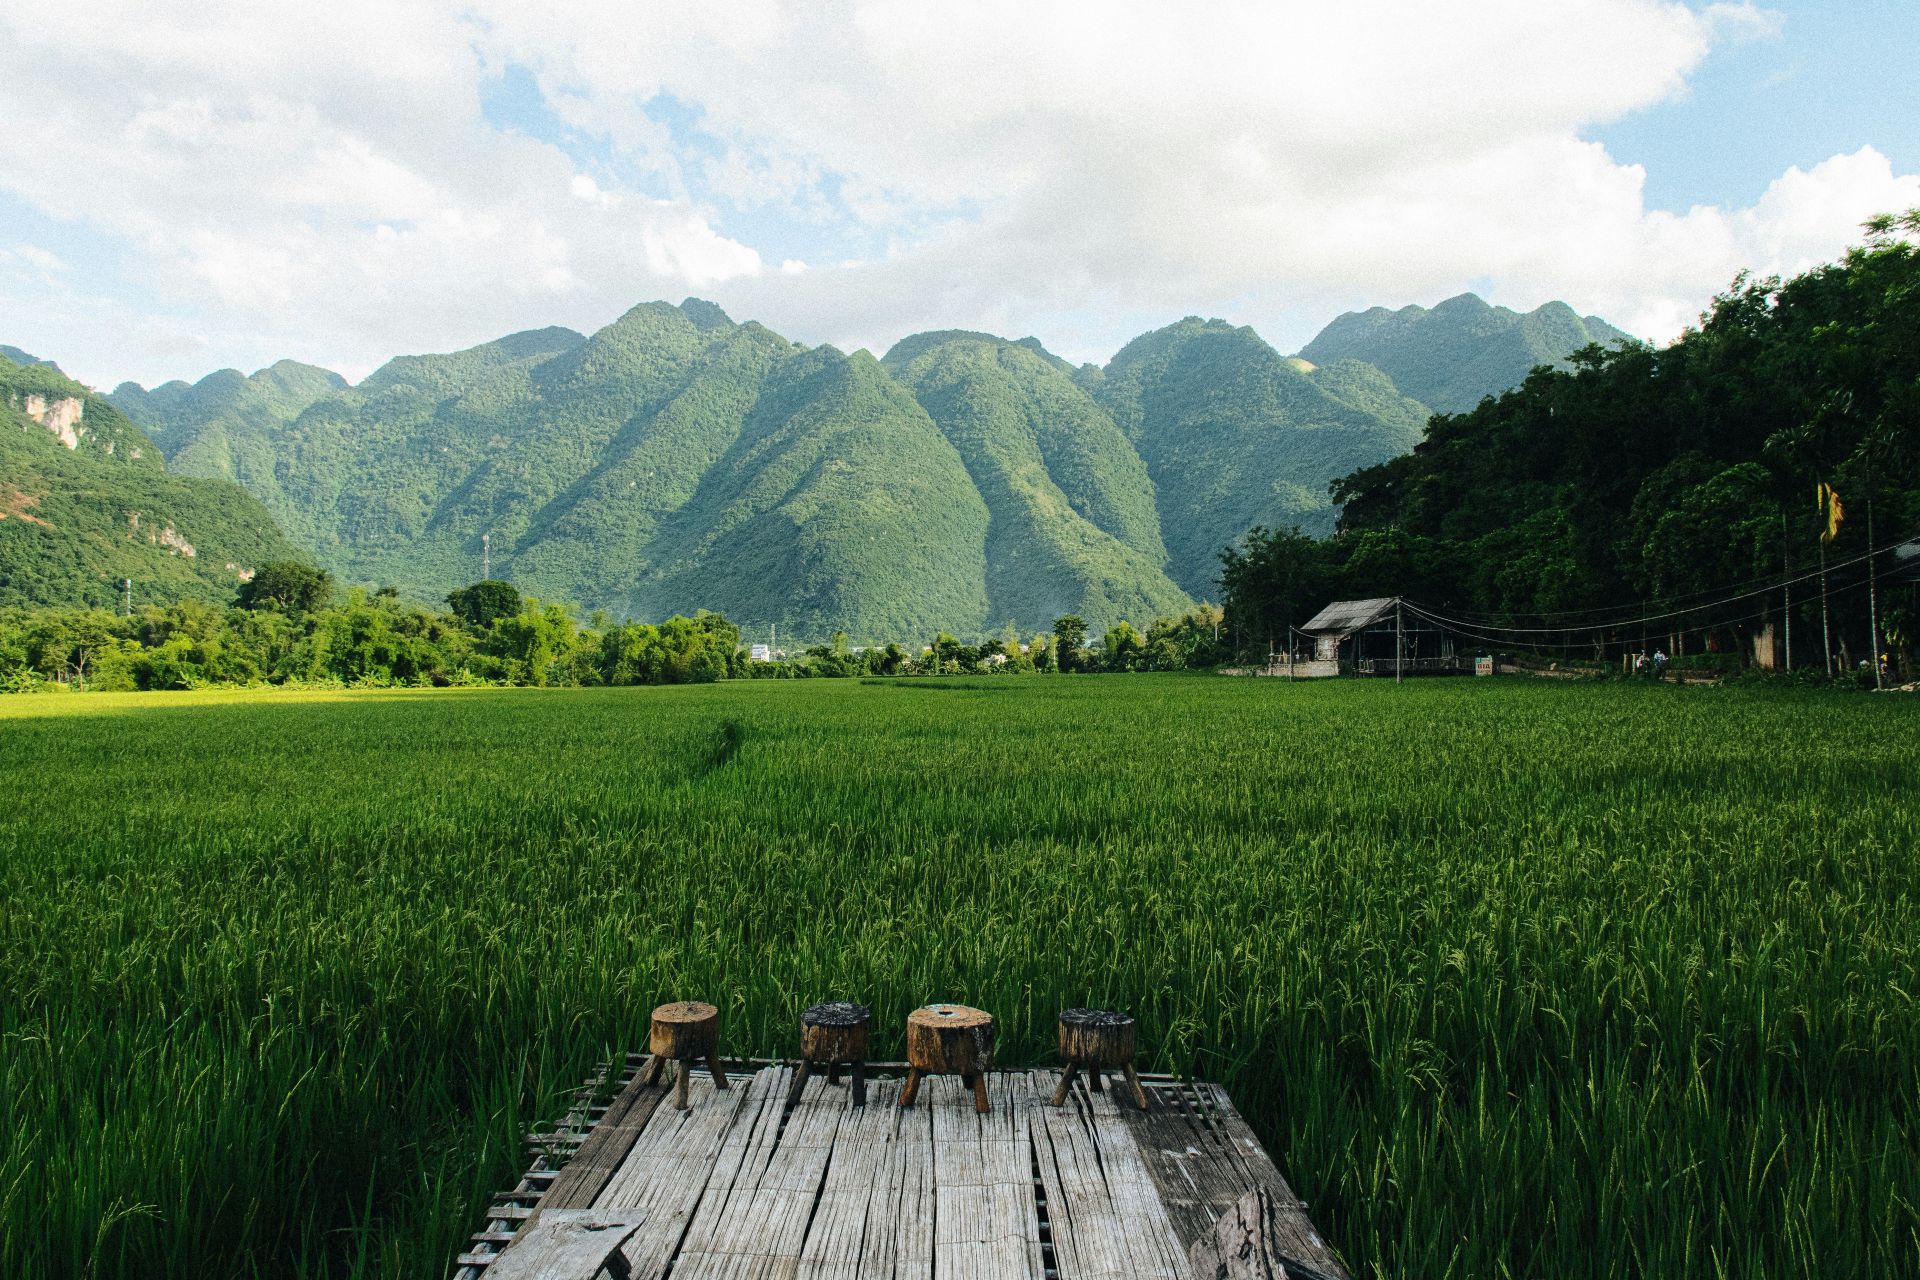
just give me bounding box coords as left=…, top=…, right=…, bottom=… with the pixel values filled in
left=1, top=677, right=1915, bottom=1277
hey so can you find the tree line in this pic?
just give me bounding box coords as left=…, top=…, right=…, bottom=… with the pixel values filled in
left=1, top=560, right=1232, bottom=692
left=1220, top=212, right=1920, bottom=680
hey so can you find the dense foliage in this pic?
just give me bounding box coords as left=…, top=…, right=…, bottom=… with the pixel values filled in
left=1224, top=216, right=1920, bottom=673
left=2, top=679, right=1914, bottom=1278
left=1299, top=293, right=1629, bottom=414
left=1, top=356, right=304, bottom=610
left=0, top=587, right=743, bottom=692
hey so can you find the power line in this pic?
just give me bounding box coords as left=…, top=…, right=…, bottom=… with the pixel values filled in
left=1404, top=531, right=1912, bottom=636
left=1399, top=570, right=1878, bottom=654
left=1418, top=529, right=1915, bottom=628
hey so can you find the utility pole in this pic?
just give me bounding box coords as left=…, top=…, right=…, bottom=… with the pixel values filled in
left=482, top=532, right=491, bottom=581
left=1783, top=519, right=1792, bottom=671
left=1395, top=597, right=1404, bottom=685
left=1819, top=538, right=1833, bottom=676
left=1868, top=487, right=1884, bottom=689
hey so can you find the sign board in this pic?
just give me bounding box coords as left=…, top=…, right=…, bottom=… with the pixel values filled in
left=1475, top=656, right=1494, bottom=677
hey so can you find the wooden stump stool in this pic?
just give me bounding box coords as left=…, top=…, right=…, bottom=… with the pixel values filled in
left=788, top=1001, right=872, bottom=1107
left=899, top=1004, right=994, bottom=1113
left=1052, top=1008, right=1148, bottom=1110
left=638, top=1000, right=728, bottom=1111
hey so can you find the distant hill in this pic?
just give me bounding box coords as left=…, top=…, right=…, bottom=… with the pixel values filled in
left=109, top=359, right=347, bottom=454
left=1, top=355, right=302, bottom=609
left=1299, top=293, right=1632, bottom=414
left=1093, top=318, right=1430, bottom=594
left=99, top=292, right=1629, bottom=637
left=0, top=345, right=60, bottom=373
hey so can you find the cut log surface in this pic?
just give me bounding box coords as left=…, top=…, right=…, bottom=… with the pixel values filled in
left=648, top=1001, right=719, bottom=1060
left=905, top=1004, right=994, bottom=1074
left=800, top=1001, right=872, bottom=1062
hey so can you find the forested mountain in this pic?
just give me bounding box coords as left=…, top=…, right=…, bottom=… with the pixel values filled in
left=883, top=331, right=1191, bottom=627
left=1299, top=293, right=1631, bottom=413
left=0, top=345, right=59, bottom=371
left=1094, top=318, right=1430, bottom=594
left=109, top=359, right=346, bottom=454
left=1223, top=215, right=1920, bottom=672
left=0, top=355, right=302, bottom=609
left=85, top=291, right=1621, bottom=637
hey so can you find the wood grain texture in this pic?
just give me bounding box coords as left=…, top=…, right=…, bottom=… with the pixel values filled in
left=464, top=1068, right=1347, bottom=1280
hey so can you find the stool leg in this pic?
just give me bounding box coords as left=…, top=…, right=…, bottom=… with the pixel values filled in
left=1090, top=1067, right=1105, bottom=1093
left=1050, top=1062, right=1080, bottom=1108
left=639, top=1055, right=665, bottom=1088
left=673, top=1061, right=691, bottom=1111
left=1122, top=1063, right=1148, bottom=1111
left=786, top=1059, right=811, bottom=1109
left=707, top=1055, right=729, bottom=1090
left=899, top=1067, right=923, bottom=1108
left=851, top=1060, right=866, bottom=1108
left=828, top=1060, right=842, bottom=1085
left=971, top=1072, right=991, bottom=1114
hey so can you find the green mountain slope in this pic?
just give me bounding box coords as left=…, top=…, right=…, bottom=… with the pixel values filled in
left=1095, top=318, right=1430, bottom=594
left=883, top=331, right=1190, bottom=628
left=109, top=359, right=347, bottom=454
left=1299, top=293, right=1631, bottom=413
left=638, top=346, right=991, bottom=638
left=1, top=356, right=302, bottom=608
left=0, top=345, right=59, bottom=372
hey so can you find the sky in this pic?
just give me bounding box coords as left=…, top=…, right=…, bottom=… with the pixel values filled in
left=1, top=1, right=1916, bottom=391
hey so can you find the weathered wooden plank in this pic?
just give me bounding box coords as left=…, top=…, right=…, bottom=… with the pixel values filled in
left=595, top=1068, right=762, bottom=1279
left=483, top=1209, right=648, bottom=1280
left=459, top=1067, right=1346, bottom=1280
left=1031, top=1070, right=1184, bottom=1280
left=532, top=1058, right=671, bottom=1218
left=930, top=1073, right=1041, bottom=1280
left=1117, top=1084, right=1346, bottom=1280
left=1193, top=1086, right=1344, bottom=1279
left=676, top=1064, right=837, bottom=1279
left=1188, top=1188, right=1347, bottom=1280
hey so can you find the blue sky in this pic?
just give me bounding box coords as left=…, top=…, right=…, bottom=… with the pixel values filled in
left=1, top=1, right=1916, bottom=389
left=1590, top=1, right=1918, bottom=209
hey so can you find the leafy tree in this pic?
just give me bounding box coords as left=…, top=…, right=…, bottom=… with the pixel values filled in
left=1052, top=615, right=1087, bottom=671
left=236, top=560, right=332, bottom=613
left=1101, top=619, right=1144, bottom=670
left=447, top=579, right=523, bottom=629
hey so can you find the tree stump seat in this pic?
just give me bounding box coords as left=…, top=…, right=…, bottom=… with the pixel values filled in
left=639, top=1000, right=728, bottom=1110
left=789, top=1001, right=872, bottom=1107
left=1052, top=1007, right=1148, bottom=1109
left=899, top=1003, right=995, bottom=1113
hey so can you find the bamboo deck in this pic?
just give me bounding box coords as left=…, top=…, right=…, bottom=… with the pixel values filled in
left=454, top=1056, right=1348, bottom=1280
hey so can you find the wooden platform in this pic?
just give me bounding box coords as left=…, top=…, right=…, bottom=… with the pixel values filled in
left=455, top=1057, right=1348, bottom=1280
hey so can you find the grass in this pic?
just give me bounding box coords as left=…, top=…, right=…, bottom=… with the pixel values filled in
left=1, top=676, right=1916, bottom=1278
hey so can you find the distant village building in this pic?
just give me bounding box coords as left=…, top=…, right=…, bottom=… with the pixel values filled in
left=1298, top=597, right=1460, bottom=676
left=750, top=644, right=772, bottom=662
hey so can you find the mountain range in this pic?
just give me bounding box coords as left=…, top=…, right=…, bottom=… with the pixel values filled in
left=1, top=354, right=299, bottom=610
left=5, top=293, right=1626, bottom=637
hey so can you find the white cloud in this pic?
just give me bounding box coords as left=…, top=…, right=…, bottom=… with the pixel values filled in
left=0, top=0, right=1910, bottom=387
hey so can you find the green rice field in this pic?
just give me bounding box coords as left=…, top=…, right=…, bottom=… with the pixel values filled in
left=2, top=677, right=1916, bottom=1278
